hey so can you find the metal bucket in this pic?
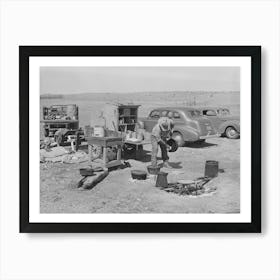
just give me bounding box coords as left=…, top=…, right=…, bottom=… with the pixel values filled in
left=147, top=165, right=161, bottom=175
left=204, top=160, right=219, bottom=178
left=156, top=172, right=168, bottom=188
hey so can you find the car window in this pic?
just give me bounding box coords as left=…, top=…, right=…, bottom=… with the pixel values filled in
left=218, top=108, right=230, bottom=115
left=161, top=110, right=168, bottom=117
left=149, top=110, right=160, bottom=119
left=173, top=112, right=181, bottom=119
left=204, top=110, right=217, bottom=116
left=189, top=110, right=202, bottom=117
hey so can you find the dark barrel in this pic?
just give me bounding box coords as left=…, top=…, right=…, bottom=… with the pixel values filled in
left=156, top=172, right=168, bottom=188
left=204, top=160, right=219, bottom=178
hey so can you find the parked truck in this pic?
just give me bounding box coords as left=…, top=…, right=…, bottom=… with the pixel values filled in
left=41, top=104, right=84, bottom=145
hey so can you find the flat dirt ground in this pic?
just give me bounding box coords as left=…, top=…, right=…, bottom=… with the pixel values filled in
left=40, top=137, right=240, bottom=213
left=40, top=91, right=240, bottom=213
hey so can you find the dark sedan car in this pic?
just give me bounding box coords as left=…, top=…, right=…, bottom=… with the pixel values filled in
left=198, top=107, right=240, bottom=139
left=141, top=107, right=220, bottom=146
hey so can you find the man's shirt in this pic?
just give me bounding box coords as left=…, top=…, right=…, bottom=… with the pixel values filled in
left=151, top=117, right=174, bottom=142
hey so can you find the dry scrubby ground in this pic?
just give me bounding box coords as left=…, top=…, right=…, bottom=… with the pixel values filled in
left=40, top=137, right=240, bottom=213
left=40, top=92, right=240, bottom=213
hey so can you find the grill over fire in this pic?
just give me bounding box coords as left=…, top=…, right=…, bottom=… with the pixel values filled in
left=157, top=176, right=216, bottom=196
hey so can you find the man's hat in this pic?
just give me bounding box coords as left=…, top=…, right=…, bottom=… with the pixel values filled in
left=159, top=118, right=169, bottom=131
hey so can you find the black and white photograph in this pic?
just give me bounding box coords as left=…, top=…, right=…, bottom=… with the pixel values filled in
left=3, top=1, right=280, bottom=279
left=20, top=46, right=260, bottom=232
left=39, top=66, right=241, bottom=214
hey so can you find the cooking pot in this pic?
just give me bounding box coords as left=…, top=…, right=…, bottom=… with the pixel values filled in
left=79, top=168, right=95, bottom=177
left=147, top=165, right=161, bottom=175
left=131, top=170, right=147, bottom=180
left=167, top=138, right=178, bottom=152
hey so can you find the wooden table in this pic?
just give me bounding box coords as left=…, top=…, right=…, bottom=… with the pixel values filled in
left=124, top=140, right=151, bottom=160
left=86, top=136, right=123, bottom=168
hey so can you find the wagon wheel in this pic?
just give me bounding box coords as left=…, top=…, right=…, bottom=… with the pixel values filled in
left=88, top=144, right=102, bottom=161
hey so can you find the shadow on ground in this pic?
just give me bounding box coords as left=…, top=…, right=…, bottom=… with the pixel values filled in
left=158, top=161, right=183, bottom=169
left=184, top=141, right=217, bottom=149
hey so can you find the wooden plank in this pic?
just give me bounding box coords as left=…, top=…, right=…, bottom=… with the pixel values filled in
left=86, top=136, right=123, bottom=146
left=103, top=146, right=108, bottom=165
left=106, top=139, right=123, bottom=146
left=40, top=120, right=79, bottom=124
left=124, top=140, right=150, bottom=146
left=106, top=159, right=122, bottom=168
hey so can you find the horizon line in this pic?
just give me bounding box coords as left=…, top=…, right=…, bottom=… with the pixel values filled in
left=40, top=90, right=240, bottom=96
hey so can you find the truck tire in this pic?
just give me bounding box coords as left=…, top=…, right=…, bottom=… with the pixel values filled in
left=44, top=128, right=49, bottom=137
left=172, top=132, right=185, bottom=147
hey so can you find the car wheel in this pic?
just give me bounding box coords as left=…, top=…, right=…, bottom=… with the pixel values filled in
left=225, top=126, right=239, bottom=139
left=172, top=132, right=185, bottom=147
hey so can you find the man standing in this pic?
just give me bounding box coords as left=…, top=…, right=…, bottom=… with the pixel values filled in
left=151, top=116, right=174, bottom=168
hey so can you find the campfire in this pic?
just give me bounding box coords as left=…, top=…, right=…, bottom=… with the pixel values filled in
left=157, top=176, right=217, bottom=196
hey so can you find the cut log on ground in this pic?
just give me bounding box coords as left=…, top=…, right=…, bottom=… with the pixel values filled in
left=77, top=168, right=109, bottom=190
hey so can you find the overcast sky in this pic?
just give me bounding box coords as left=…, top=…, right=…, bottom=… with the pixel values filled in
left=40, top=67, right=240, bottom=95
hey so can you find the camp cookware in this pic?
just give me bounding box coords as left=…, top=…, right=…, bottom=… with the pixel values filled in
left=147, top=165, right=161, bottom=175
left=79, top=166, right=104, bottom=177
left=131, top=170, right=147, bottom=180
left=166, top=138, right=178, bottom=153
left=204, top=160, right=219, bottom=178
left=79, top=168, right=95, bottom=177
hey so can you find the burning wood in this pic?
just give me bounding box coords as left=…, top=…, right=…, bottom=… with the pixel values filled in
left=157, top=176, right=214, bottom=196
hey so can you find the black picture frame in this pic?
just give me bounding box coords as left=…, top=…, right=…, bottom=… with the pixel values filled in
left=20, top=46, right=261, bottom=233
